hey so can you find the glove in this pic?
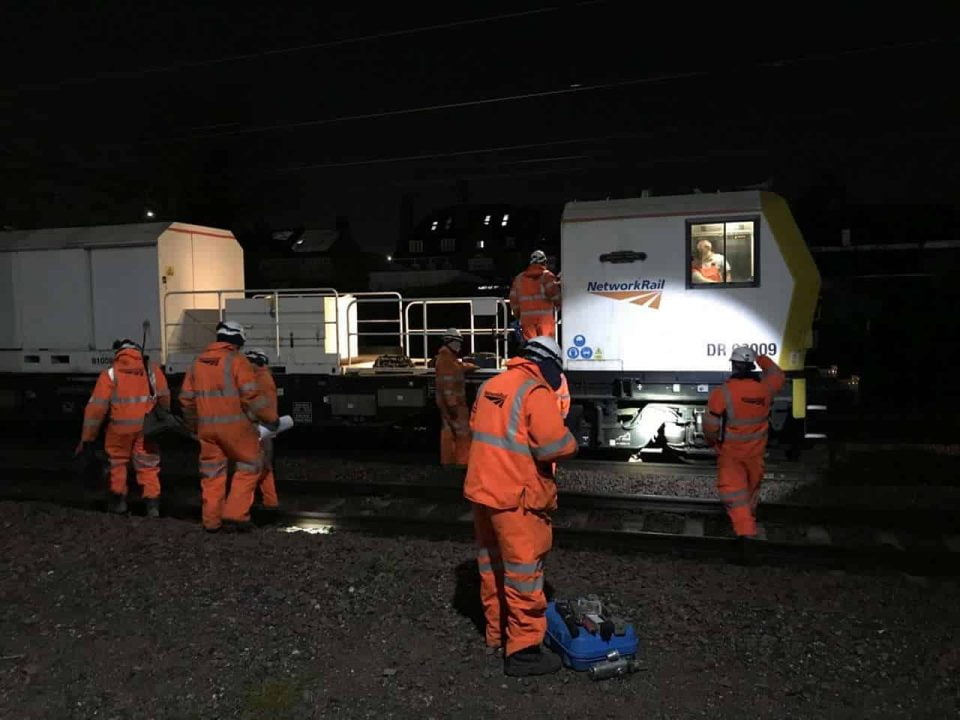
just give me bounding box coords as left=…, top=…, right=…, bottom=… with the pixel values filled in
left=263, top=419, right=281, bottom=432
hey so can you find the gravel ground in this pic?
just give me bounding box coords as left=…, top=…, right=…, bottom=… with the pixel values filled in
left=1, top=501, right=958, bottom=719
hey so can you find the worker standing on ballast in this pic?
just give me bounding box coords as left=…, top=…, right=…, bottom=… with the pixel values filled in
left=245, top=348, right=280, bottom=510
left=178, top=321, right=279, bottom=532
left=509, top=250, right=561, bottom=340
left=465, top=336, right=578, bottom=677
left=434, top=328, right=477, bottom=468
left=76, top=339, right=170, bottom=517
left=703, top=347, right=785, bottom=545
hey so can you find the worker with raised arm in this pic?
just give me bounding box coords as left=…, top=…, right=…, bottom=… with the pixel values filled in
left=434, top=328, right=478, bottom=468
left=244, top=348, right=280, bottom=510
left=703, top=347, right=785, bottom=543
left=77, top=339, right=170, bottom=517
left=509, top=249, right=561, bottom=340
left=178, top=321, right=279, bottom=532
left=465, top=336, right=578, bottom=677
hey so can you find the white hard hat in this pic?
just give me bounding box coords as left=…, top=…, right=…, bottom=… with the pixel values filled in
left=442, top=328, right=463, bottom=343
left=112, top=338, right=140, bottom=354
left=244, top=348, right=269, bottom=366
left=216, top=320, right=246, bottom=344
left=730, top=346, right=757, bottom=364
left=529, top=249, right=547, bottom=265
left=522, top=336, right=562, bottom=366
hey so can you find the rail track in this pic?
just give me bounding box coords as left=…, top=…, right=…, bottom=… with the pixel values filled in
left=2, top=466, right=957, bottom=576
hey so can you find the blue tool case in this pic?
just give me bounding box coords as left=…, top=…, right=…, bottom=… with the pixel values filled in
left=544, top=601, right=640, bottom=675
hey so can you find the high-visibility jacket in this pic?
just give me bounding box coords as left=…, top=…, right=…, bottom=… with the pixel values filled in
left=509, top=264, right=560, bottom=324
left=81, top=349, right=170, bottom=441
left=435, top=345, right=476, bottom=415
left=178, top=342, right=278, bottom=430
left=703, top=355, right=785, bottom=457
left=465, top=358, right=578, bottom=511
left=556, top=373, right=570, bottom=419
left=247, top=365, right=278, bottom=422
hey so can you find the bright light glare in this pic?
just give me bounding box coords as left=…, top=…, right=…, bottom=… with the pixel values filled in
left=145, top=210, right=155, bottom=218
left=386, top=255, right=392, bottom=262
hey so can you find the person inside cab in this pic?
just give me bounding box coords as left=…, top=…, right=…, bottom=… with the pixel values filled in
left=691, top=239, right=732, bottom=284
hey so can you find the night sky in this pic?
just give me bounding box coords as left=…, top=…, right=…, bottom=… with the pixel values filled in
left=1, top=3, right=957, bottom=252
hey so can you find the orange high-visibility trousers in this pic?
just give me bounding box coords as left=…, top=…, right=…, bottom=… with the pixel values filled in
left=440, top=405, right=471, bottom=467
left=473, top=503, right=552, bottom=655
left=104, top=427, right=161, bottom=499
left=520, top=318, right=556, bottom=341
left=716, top=454, right=764, bottom=536
left=198, top=424, right=263, bottom=530
left=258, top=435, right=278, bottom=507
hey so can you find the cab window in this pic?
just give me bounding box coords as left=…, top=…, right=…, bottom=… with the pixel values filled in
left=687, top=218, right=759, bottom=288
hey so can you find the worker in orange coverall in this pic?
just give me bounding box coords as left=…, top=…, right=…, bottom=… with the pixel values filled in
left=465, top=335, right=578, bottom=677
left=244, top=348, right=280, bottom=509
left=434, top=328, right=478, bottom=468
left=703, top=346, right=785, bottom=545
left=509, top=249, right=561, bottom=340
left=178, top=321, right=279, bottom=532
left=77, top=339, right=170, bottom=517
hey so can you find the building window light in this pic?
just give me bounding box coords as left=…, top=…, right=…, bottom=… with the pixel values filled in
left=476, top=239, right=485, bottom=249
left=431, top=220, right=439, bottom=232
left=501, top=213, right=510, bottom=227
left=484, top=214, right=491, bottom=226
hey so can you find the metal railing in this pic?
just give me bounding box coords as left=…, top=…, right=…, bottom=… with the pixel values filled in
left=402, top=297, right=511, bottom=367
left=163, top=287, right=341, bottom=363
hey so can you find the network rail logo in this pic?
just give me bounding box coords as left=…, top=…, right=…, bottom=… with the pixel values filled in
left=587, top=279, right=665, bottom=309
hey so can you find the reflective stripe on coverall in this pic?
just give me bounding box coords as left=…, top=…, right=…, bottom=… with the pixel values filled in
left=81, top=348, right=170, bottom=499
left=178, top=342, right=279, bottom=530
left=465, top=357, right=578, bottom=654
left=509, top=264, right=561, bottom=340
left=703, top=355, right=786, bottom=536
left=250, top=364, right=279, bottom=507
left=435, top=345, right=476, bottom=467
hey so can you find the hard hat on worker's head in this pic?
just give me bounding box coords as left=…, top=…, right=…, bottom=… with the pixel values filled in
left=529, top=249, right=547, bottom=265
left=442, top=328, right=463, bottom=345
left=521, top=336, right=563, bottom=367
left=244, top=348, right=269, bottom=367
left=216, top=320, right=246, bottom=347
left=730, top=346, right=757, bottom=365
left=112, top=338, right=140, bottom=354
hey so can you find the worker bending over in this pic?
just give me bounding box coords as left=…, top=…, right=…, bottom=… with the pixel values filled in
left=77, top=339, right=170, bottom=517
left=465, top=336, right=578, bottom=677
left=179, top=321, right=279, bottom=532
left=245, top=348, right=280, bottom=509
left=509, top=250, right=561, bottom=340
left=435, top=328, right=478, bottom=468
left=703, top=347, right=785, bottom=541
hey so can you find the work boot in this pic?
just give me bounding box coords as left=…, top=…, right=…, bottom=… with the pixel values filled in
left=504, top=645, right=562, bottom=677
left=145, top=498, right=160, bottom=518
left=738, top=535, right=760, bottom=566
left=222, top=519, right=255, bottom=533
left=107, top=493, right=128, bottom=515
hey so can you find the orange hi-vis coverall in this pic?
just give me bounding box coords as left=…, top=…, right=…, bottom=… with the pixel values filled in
left=249, top=364, right=279, bottom=507
left=464, top=357, right=579, bottom=655
left=509, top=264, right=561, bottom=340
left=435, top=345, right=477, bottom=467
left=556, top=373, right=570, bottom=420
left=178, top=342, right=278, bottom=530
left=703, top=355, right=786, bottom=537
left=81, top=348, right=170, bottom=499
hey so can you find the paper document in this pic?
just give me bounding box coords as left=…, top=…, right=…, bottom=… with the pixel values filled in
left=258, top=414, right=294, bottom=440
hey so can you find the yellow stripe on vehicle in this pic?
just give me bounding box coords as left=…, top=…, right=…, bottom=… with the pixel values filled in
left=761, top=192, right=821, bottom=372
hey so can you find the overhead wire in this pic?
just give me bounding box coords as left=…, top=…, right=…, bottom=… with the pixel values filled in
left=150, top=36, right=952, bottom=145
left=13, top=2, right=607, bottom=90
